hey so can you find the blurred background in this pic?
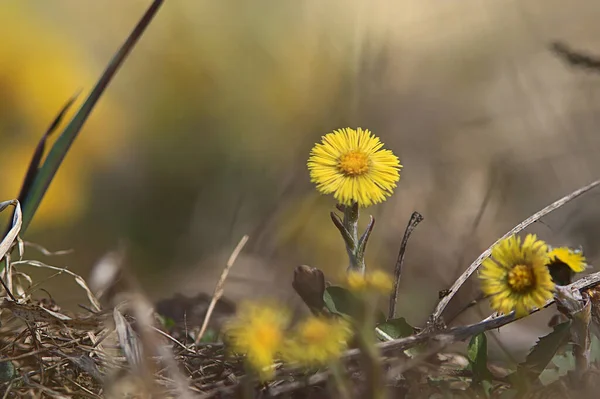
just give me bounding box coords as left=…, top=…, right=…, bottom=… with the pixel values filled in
left=2, top=0, right=600, bottom=360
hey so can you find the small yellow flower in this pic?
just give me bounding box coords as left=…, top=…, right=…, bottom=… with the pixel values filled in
left=282, top=316, right=351, bottom=367
left=548, top=247, right=587, bottom=273
left=479, top=234, right=555, bottom=317
left=223, top=302, right=290, bottom=380
left=546, top=247, right=587, bottom=286
left=368, top=270, right=394, bottom=294
left=346, top=269, right=394, bottom=294
left=307, top=127, right=402, bottom=207
left=347, top=270, right=369, bottom=291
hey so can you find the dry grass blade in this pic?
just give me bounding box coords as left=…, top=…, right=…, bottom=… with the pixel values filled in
left=0, top=200, right=22, bottom=292
left=13, top=94, right=79, bottom=226
left=196, top=234, right=249, bottom=345
left=430, top=179, right=600, bottom=325
left=0, top=200, right=22, bottom=262
left=22, top=241, right=73, bottom=256
left=11, top=259, right=102, bottom=312
left=113, top=308, right=144, bottom=373
left=2, top=300, right=101, bottom=329
left=88, top=248, right=125, bottom=302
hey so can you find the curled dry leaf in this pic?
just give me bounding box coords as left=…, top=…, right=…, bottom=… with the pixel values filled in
left=584, top=286, right=600, bottom=340
left=292, top=265, right=327, bottom=315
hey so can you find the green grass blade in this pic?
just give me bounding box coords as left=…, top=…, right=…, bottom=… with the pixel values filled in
left=17, top=94, right=79, bottom=203
left=3, top=94, right=79, bottom=238
left=20, top=0, right=164, bottom=234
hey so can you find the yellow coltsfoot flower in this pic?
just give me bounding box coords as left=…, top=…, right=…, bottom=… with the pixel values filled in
left=282, top=315, right=351, bottom=368
left=479, top=234, right=555, bottom=317
left=346, top=269, right=394, bottom=295
left=547, top=246, right=587, bottom=286
left=307, top=127, right=401, bottom=207
left=223, top=301, right=290, bottom=381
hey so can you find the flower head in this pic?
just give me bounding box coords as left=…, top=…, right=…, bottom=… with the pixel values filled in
left=282, top=316, right=351, bottom=367
left=347, top=270, right=369, bottom=291
left=368, top=270, right=394, bottom=294
left=547, top=247, right=587, bottom=286
left=307, top=127, right=401, bottom=207
left=223, top=302, right=290, bottom=380
left=548, top=247, right=587, bottom=273
left=479, top=234, right=555, bottom=317
left=346, top=269, right=394, bottom=294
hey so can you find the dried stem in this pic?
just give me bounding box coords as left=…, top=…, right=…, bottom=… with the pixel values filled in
left=388, top=212, right=423, bottom=320
left=195, top=235, right=248, bottom=345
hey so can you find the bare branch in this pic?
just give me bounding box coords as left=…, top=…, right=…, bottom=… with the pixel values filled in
left=388, top=212, right=423, bottom=319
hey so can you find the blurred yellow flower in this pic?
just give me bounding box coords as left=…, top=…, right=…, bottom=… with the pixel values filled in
left=346, top=269, right=393, bottom=294
left=368, top=270, right=394, bottom=294
left=282, top=315, right=351, bottom=367
left=347, top=270, right=369, bottom=291
left=479, top=234, right=555, bottom=317
left=223, top=302, right=289, bottom=381
left=307, top=127, right=401, bottom=207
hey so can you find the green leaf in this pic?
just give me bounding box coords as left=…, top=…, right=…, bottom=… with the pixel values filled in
left=377, top=317, right=414, bottom=339
left=515, top=321, right=572, bottom=381
left=467, top=332, right=493, bottom=386
left=323, top=286, right=385, bottom=323
left=323, top=286, right=363, bottom=319
left=18, top=0, right=164, bottom=234
left=161, top=316, right=176, bottom=329
left=12, top=94, right=79, bottom=228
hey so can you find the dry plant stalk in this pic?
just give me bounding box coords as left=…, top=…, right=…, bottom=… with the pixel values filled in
left=195, top=235, right=249, bottom=345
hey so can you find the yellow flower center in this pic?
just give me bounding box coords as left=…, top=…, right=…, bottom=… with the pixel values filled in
left=507, top=264, right=534, bottom=292
left=254, top=324, right=281, bottom=348
left=338, top=151, right=369, bottom=176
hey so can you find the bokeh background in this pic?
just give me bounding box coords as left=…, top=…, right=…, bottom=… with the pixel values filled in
left=2, top=0, right=600, bottom=360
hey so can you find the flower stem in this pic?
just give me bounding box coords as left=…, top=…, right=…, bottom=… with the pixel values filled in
left=330, top=360, right=352, bottom=399
left=241, top=364, right=255, bottom=399
left=343, top=202, right=366, bottom=274
left=356, top=325, right=386, bottom=399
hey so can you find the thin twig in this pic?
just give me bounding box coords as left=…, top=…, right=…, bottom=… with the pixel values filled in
left=451, top=168, right=497, bottom=280
left=195, top=235, right=249, bottom=345
left=388, top=212, right=423, bottom=319
left=430, top=179, right=600, bottom=325
left=445, top=293, right=484, bottom=325
left=551, top=41, right=600, bottom=72
left=150, top=325, right=196, bottom=354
